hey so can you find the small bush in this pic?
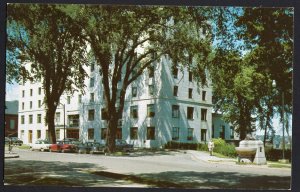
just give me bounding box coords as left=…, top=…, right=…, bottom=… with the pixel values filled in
left=265, top=148, right=291, bottom=161
left=211, top=138, right=237, bottom=158
left=164, top=141, right=206, bottom=150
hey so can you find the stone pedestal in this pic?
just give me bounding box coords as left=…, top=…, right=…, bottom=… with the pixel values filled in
left=236, top=140, right=267, bottom=165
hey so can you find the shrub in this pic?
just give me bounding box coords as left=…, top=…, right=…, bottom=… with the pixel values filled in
left=265, top=148, right=291, bottom=161
left=211, top=138, right=237, bottom=158
left=164, top=141, right=206, bottom=150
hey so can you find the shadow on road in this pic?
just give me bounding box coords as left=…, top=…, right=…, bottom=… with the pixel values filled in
left=133, top=171, right=291, bottom=189
left=5, top=159, right=124, bottom=187
left=4, top=159, right=291, bottom=189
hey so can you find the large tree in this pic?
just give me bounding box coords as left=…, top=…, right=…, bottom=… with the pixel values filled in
left=236, top=7, right=293, bottom=142
left=210, top=7, right=293, bottom=141
left=69, top=5, right=213, bottom=152
left=7, top=4, right=87, bottom=143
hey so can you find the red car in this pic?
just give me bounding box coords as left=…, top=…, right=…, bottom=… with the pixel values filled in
left=49, top=140, right=77, bottom=153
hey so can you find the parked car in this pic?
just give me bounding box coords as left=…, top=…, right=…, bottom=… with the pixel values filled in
left=10, top=137, right=23, bottom=146
left=49, top=140, right=77, bottom=153
left=77, top=142, right=93, bottom=154
left=90, top=142, right=106, bottom=154
left=30, top=139, right=51, bottom=152
left=115, top=139, right=134, bottom=153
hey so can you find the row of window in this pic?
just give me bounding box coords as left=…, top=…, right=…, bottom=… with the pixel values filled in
left=22, top=87, right=42, bottom=98
left=100, top=127, right=195, bottom=141
left=20, top=100, right=43, bottom=110
left=87, top=105, right=207, bottom=121
left=20, top=114, right=42, bottom=124
left=21, top=105, right=207, bottom=125
left=174, top=86, right=207, bottom=101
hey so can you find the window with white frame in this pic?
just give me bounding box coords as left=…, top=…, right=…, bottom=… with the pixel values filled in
left=88, top=128, right=94, bottom=140
left=172, top=105, right=180, bottom=118
left=187, top=128, right=194, bottom=140
left=189, top=71, right=193, bottom=82
left=187, top=107, right=194, bottom=120
left=188, top=88, right=193, bottom=99
left=88, top=109, right=95, bottom=121
left=202, top=91, right=206, bottom=101
left=101, top=108, right=108, bottom=120
left=101, top=128, right=107, bottom=139
left=147, top=104, right=155, bottom=117
left=90, top=93, right=94, bottom=103
left=148, top=66, right=154, bottom=78
left=91, top=63, right=95, bottom=72
left=130, top=105, right=138, bottom=118
left=37, top=130, right=41, bottom=139
left=78, top=94, right=82, bottom=103
left=173, top=86, right=178, bottom=96
left=90, top=77, right=94, bottom=88
left=130, top=127, right=138, bottom=140
left=37, top=114, right=42, bottom=123
left=55, top=112, right=60, bottom=124
left=21, top=115, right=25, bottom=124
left=149, top=85, right=154, bottom=96
left=147, top=127, right=155, bottom=140
left=9, top=120, right=15, bottom=129
left=172, top=66, right=178, bottom=79
left=29, top=115, right=33, bottom=124
left=172, top=127, right=179, bottom=140
left=201, top=108, right=207, bottom=121
left=132, top=87, right=137, bottom=97
left=201, top=129, right=207, bottom=142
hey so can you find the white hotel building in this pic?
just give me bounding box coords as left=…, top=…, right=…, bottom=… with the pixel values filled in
left=18, top=56, right=213, bottom=148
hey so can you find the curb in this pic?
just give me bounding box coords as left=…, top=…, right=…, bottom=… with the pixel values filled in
left=5, top=153, right=20, bottom=159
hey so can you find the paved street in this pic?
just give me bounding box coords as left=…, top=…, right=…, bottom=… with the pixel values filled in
left=4, top=148, right=291, bottom=189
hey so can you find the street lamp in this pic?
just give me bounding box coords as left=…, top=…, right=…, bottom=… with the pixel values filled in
left=272, top=80, right=285, bottom=160
left=57, top=102, right=66, bottom=143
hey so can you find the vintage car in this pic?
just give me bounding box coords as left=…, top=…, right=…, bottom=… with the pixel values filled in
left=9, top=137, right=23, bottom=146
left=77, top=142, right=93, bottom=154
left=115, top=139, right=134, bottom=153
left=30, top=139, right=51, bottom=152
left=90, top=142, right=106, bottom=154
left=49, top=140, right=77, bottom=153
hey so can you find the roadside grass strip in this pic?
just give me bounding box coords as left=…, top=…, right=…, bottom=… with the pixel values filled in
left=90, top=171, right=185, bottom=188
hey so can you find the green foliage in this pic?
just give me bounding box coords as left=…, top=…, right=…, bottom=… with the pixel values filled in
left=164, top=141, right=206, bottom=151
left=265, top=148, right=291, bottom=161
left=211, top=138, right=237, bottom=158
left=7, top=4, right=88, bottom=143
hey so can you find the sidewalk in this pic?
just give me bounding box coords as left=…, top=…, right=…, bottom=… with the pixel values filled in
left=187, top=150, right=271, bottom=168
left=4, top=146, right=20, bottom=159
left=187, top=150, right=236, bottom=164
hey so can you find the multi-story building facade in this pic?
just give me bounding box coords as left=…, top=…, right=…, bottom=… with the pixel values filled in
left=18, top=56, right=213, bottom=148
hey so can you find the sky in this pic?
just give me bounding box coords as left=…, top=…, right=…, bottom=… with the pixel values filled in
left=5, top=82, right=19, bottom=101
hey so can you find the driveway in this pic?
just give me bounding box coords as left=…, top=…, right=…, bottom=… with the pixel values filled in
left=4, top=148, right=291, bottom=189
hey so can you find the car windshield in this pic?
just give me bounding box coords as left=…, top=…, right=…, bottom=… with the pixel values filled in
left=93, top=143, right=101, bottom=147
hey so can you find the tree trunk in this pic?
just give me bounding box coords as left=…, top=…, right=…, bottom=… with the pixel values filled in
left=106, top=116, right=118, bottom=153
left=47, top=106, right=57, bottom=144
